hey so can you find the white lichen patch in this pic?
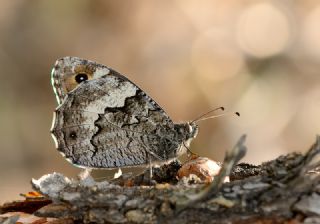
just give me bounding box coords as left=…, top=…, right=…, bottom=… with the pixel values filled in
left=62, top=192, right=81, bottom=201
left=32, top=173, right=71, bottom=199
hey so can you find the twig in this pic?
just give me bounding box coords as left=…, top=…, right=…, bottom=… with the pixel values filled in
left=177, top=135, right=247, bottom=212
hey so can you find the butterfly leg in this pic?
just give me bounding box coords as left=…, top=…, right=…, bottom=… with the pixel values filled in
left=148, top=152, right=153, bottom=180
left=183, top=142, right=198, bottom=159
left=145, top=152, right=159, bottom=186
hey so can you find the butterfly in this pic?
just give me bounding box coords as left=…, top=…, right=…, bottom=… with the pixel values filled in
left=50, top=57, right=201, bottom=169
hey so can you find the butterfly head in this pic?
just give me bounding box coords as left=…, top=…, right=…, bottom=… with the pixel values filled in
left=186, top=122, right=199, bottom=142
left=175, top=122, right=199, bottom=148
left=51, top=56, right=110, bottom=105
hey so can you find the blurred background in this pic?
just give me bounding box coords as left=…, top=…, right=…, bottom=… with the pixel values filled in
left=1, top=0, right=320, bottom=203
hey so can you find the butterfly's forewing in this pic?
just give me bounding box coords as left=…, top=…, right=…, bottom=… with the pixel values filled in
left=51, top=58, right=185, bottom=168
left=51, top=57, right=111, bottom=105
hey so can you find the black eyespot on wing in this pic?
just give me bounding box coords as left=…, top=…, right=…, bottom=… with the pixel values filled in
left=75, top=73, right=88, bottom=83
left=69, top=131, right=77, bottom=139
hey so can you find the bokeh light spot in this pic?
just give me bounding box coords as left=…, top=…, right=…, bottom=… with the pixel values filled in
left=236, top=2, right=291, bottom=58
left=302, top=6, right=320, bottom=59
left=191, top=29, right=244, bottom=82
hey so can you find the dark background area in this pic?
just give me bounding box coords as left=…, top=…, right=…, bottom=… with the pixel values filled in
left=1, top=0, right=320, bottom=203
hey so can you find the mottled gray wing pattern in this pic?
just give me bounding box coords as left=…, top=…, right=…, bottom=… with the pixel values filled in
left=51, top=73, right=183, bottom=168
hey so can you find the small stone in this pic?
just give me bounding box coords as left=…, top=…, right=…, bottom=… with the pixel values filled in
left=177, top=156, right=228, bottom=183
left=125, top=210, right=146, bottom=223
left=35, top=203, right=70, bottom=218
left=114, top=195, right=127, bottom=208
left=125, top=199, right=139, bottom=209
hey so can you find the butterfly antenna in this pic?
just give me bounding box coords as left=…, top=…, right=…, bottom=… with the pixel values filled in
left=191, top=106, right=225, bottom=123
left=195, top=112, right=240, bottom=123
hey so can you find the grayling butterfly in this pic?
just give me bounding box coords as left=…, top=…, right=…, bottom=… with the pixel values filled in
left=50, top=57, right=203, bottom=169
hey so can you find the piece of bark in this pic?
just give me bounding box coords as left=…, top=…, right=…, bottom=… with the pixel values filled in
left=0, top=198, right=51, bottom=215
left=1, top=135, right=320, bottom=224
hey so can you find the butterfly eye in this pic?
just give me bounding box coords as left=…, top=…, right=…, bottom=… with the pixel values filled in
left=75, top=73, right=88, bottom=84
